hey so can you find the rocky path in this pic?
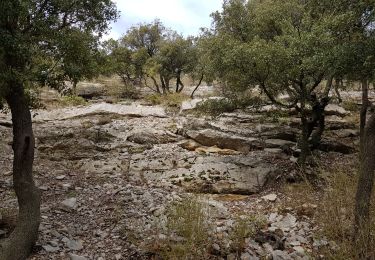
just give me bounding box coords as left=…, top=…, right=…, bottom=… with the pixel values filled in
left=0, top=101, right=357, bottom=259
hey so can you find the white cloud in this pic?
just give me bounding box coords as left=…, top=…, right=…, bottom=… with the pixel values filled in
left=104, top=0, right=223, bottom=40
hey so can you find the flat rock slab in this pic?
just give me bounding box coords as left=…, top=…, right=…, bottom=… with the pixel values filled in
left=325, top=104, right=350, bottom=117
left=127, top=129, right=180, bottom=144
left=130, top=147, right=277, bottom=195
left=265, top=139, right=296, bottom=149
left=32, top=102, right=167, bottom=122
left=186, top=129, right=262, bottom=153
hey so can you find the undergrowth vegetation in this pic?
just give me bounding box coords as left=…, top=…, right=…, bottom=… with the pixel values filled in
left=148, top=195, right=267, bottom=259
left=150, top=195, right=213, bottom=259
left=317, top=168, right=375, bottom=259
left=194, top=96, right=264, bottom=117
left=59, top=95, right=87, bottom=107
left=145, top=93, right=189, bottom=108
left=229, top=214, right=266, bottom=257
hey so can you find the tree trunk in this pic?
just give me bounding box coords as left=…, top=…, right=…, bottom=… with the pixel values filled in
left=150, top=76, right=161, bottom=94
left=323, top=75, right=333, bottom=97
left=72, top=80, right=78, bottom=96
left=334, top=78, right=343, bottom=103
left=308, top=97, right=329, bottom=150
left=298, top=110, right=310, bottom=170
left=165, top=77, right=170, bottom=93
left=190, top=73, right=204, bottom=99
left=176, top=79, right=184, bottom=93
left=360, top=79, right=369, bottom=153
left=354, top=113, right=375, bottom=251
left=160, top=75, right=167, bottom=95
left=175, top=71, right=181, bottom=93
left=0, top=84, right=41, bottom=260
left=175, top=70, right=184, bottom=93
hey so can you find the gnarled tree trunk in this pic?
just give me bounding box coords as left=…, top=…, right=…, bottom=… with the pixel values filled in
left=191, top=73, right=204, bottom=99
left=299, top=111, right=310, bottom=170
left=0, top=83, right=41, bottom=260
left=360, top=79, right=369, bottom=153
left=175, top=70, right=184, bottom=93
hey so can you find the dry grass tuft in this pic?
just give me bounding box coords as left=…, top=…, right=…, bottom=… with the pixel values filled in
left=149, top=195, right=213, bottom=259
left=316, top=166, right=375, bottom=259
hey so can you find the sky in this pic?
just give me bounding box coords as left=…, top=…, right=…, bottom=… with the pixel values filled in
left=105, top=0, right=223, bottom=40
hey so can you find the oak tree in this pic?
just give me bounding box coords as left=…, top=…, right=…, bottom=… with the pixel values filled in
left=0, top=1, right=117, bottom=259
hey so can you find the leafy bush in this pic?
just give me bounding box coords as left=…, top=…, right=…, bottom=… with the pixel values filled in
left=342, top=100, right=359, bottom=112
left=26, top=88, right=45, bottom=109
left=144, top=93, right=189, bottom=108
left=59, top=95, right=87, bottom=106
left=119, top=86, right=141, bottom=99
left=194, top=98, right=237, bottom=116
left=194, top=96, right=264, bottom=117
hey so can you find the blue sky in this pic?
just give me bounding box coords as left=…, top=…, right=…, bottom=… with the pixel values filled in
left=105, top=0, right=223, bottom=39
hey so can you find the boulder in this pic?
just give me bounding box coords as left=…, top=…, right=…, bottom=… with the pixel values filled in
left=65, top=239, right=83, bottom=251
left=61, top=198, right=77, bottom=211
left=186, top=129, right=262, bottom=153
left=262, top=193, right=278, bottom=202
left=332, top=129, right=359, bottom=138
left=210, top=166, right=274, bottom=195
left=325, top=104, right=350, bottom=117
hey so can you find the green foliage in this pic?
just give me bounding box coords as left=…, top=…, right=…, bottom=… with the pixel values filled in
left=105, top=20, right=201, bottom=94
left=342, top=100, right=360, bottom=113
left=207, top=0, right=341, bottom=102
left=204, top=0, right=375, bottom=165
left=194, top=96, right=264, bottom=117
left=0, top=0, right=118, bottom=101
left=144, top=93, right=189, bottom=108
left=195, top=98, right=237, bottom=116
left=25, top=88, right=44, bottom=109
left=59, top=95, right=87, bottom=107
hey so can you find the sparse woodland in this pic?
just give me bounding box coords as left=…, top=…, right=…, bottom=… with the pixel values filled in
left=1, top=0, right=375, bottom=259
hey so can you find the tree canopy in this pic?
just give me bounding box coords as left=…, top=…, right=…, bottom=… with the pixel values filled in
left=105, top=20, right=201, bottom=94
left=0, top=0, right=118, bottom=99
left=203, top=0, right=375, bottom=165
left=0, top=1, right=117, bottom=259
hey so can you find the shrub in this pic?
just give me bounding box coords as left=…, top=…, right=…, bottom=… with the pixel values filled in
left=144, top=93, right=189, bottom=108
left=194, top=95, right=265, bottom=117
left=59, top=95, right=87, bottom=106
left=119, top=85, right=141, bottom=99
left=194, top=98, right=237, bottom=117
left=342, top=100, right=359, bottom=113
